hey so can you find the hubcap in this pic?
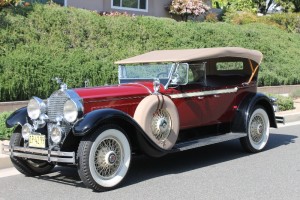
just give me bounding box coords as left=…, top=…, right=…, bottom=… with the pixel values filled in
left=94, top=138, right=122, bottom=179
left=250, top=115, right=265, bottom=143
left=151, top=109, right=172, bottom=141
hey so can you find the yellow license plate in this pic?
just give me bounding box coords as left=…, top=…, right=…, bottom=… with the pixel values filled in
left=29, top=134, right=46, bottom=148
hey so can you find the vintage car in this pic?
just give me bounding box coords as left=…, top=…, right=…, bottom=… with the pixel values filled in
left=3, top=47, right=277, bottom=191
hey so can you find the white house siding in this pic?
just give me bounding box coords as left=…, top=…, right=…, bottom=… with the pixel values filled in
left=68, top=0, right=212, bottom=17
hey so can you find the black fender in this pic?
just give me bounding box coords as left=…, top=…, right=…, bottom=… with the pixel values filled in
left=73, top=108, right=167, bottom=157
left=231, top=92, right=277, bottom=133
left=6, top=107, right=29, bottom=128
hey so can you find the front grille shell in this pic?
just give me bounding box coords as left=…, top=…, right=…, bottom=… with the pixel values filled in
left=46, top=89, right=82, bottom=146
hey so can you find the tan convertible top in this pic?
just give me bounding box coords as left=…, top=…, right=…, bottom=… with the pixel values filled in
left=115, top=47, right=263, bottom=65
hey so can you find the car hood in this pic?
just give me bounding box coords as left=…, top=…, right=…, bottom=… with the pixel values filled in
left=73, top=82, right=153, bottom=102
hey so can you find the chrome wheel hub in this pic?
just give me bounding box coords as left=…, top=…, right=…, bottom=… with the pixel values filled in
left=105, top=151, right=117, bottom=165
left=151, top=109, right=172, bottom=141
left=250, top=115, right=265, bottom=143
left=94, top=138, right=122, bottom=179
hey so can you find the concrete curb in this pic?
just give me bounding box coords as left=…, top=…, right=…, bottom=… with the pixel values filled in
left=0, top=141, right=13, bottom=170
left=275, top=112, right=300, bottom=124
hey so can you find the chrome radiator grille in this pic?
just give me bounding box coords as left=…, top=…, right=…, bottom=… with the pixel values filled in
left=47, top=90, right=72, bottom=143
left=47, top=90, right=69, bottom=121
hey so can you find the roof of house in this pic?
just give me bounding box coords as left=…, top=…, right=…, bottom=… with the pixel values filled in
left=115, top=47, right=263, bottom=65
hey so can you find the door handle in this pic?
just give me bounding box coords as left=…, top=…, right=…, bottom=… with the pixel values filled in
left=214, top=95, right=220, bottom=98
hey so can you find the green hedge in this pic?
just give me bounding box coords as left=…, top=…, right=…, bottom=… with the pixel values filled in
left=1, top=4, right=300, bottom=101
left=268, top=94, right=295, bottom=111
left=0, top=112, right=13, bottom=140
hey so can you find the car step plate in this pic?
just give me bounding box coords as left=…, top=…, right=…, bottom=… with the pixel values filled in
left=172, top=132, right=247, bottom=152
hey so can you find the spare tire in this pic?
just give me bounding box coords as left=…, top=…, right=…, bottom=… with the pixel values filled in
left=134, top=95, right=179, bottom=150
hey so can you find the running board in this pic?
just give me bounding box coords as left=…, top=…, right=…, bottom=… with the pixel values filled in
left=172, top=132, right=247, bottom=152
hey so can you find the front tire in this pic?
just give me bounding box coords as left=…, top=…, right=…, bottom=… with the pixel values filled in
left=77, top=124, right=131, bottom=191
left=10, top=132, right=55, bottom=176
left=240, top=106, right=270, bottom=153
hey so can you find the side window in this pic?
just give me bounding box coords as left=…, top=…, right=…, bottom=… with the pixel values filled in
left=216, top=62, right=244, bottom=71
left=188, top=63, right=206, bottom=85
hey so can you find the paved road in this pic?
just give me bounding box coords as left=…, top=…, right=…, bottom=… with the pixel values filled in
left=0, top=123, right=299, bottom=200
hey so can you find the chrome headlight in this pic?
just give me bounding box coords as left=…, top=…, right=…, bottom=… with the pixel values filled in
left=27, top=97, right=46, bottom=120
left=50, top=126, right=64, bottom=144
left=22, top=123, right=33, bottom=140
left=63, top=99, right=83, bottom=123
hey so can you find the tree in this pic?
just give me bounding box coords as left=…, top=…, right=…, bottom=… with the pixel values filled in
left=169, top=0, right=210, bottom=21
left=276, top=0, right=300, bottom=12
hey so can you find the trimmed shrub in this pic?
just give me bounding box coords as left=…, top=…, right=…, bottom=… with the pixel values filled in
left=0, top=112, right=13, bottom=140
left=268, top=94, right=294, bottom=111
left=1, top=4, right=300, bottom=101
left=205, top=13, right=219, bottom=22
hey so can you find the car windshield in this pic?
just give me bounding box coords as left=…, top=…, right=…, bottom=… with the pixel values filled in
left=118, top=63, right=174, bottom=85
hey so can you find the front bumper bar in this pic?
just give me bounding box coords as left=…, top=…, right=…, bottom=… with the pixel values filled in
left=2, top=145, right=75, bottom=164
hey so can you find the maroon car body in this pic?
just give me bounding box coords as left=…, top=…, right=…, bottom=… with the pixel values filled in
left=3, top=47, right=277, bottom=191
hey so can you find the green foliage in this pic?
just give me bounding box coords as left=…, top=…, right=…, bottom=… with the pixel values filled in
left=269, top=94, right=295, bottom=111
left=205, top=13, right=219, bottom=22
left=224, top=11, right=300, bottom=33
left=0, top=112, right=13, bottom=140
left=1, top=4, right=300, bottom=101
left=224, top=11, right=259, bottom=24
left=212, top=0, right=257, bottom=12
left=275, top=0, right=300, bottom=12
left=268, top=13, right=300, bottom=33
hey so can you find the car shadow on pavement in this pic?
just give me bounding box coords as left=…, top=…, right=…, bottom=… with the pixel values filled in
left=35, top=132, right=297, bottom=191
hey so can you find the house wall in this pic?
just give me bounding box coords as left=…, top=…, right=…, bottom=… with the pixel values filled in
left=68, top=0, right=212, bottom=17
left=68, top=0, right=104, bottom=12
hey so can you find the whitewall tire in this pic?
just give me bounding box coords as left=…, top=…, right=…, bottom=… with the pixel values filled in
left=77, top=125, right=131, bottom=191
left=240, top=106, right=270, bottom=153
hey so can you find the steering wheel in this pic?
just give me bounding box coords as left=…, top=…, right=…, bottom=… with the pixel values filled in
left=156, top=72, right=168, bottom=78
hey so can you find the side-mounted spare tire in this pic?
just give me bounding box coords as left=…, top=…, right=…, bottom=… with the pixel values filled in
left=134, top=94, right=179, bottom=150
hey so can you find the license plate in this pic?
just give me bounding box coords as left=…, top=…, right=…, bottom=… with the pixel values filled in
left=29, top=134, right=46, bottom=148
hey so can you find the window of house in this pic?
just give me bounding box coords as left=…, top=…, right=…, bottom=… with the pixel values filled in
left=112, top=0, right=148, bottom=12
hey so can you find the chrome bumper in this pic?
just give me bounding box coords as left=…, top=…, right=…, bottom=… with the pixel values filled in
left=2, top=145, right=75, bottom=164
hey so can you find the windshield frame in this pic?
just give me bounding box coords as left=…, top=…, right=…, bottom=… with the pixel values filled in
left=118, top=63, right=176, bottom=86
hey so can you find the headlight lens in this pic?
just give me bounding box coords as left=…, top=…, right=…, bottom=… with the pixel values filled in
left=63, top=99, right=82, bottom=123
left=50, top=126, right=63, bottom=144
left=22, top=123, right=33, bottom=140
left=27, top=97, right=46, bottom=120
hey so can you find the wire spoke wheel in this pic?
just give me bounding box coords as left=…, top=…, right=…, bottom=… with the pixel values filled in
left=77, top=125, right=131, bottom=191
left=240, top=106, right=270, bottom=153
left=94, top=137, right=123, bottom=179
left=250, top=115, right=266, bottom=144
left=151, top=109, right=172, bottom=142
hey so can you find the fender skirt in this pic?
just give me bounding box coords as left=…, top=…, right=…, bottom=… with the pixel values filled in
left=231, top=92, right=277, bottom=133
left=6, top=107, right=29, bottom=128
left=73, top=108, right=167, bottom=157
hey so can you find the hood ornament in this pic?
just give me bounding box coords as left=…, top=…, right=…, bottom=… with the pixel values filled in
left=52, top=77, right=67, bottom=91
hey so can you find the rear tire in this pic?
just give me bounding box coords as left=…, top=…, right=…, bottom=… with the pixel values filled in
left=10, top=132, right=55, bottom=176
left=77, top=124, right=131, bottom=191
left=240, top=106, right=270, bottom=153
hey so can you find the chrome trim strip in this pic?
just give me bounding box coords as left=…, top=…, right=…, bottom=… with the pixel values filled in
left=87, top=96, right=147, bottom=103
left=169, top=87, right=238, bottom=99
left=126, top=83, right=152, bottom=94
left=2, top=145, right=75, bottom=164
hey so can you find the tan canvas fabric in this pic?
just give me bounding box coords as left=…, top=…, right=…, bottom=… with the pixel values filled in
left=115, top=47, right=263, bottom=65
